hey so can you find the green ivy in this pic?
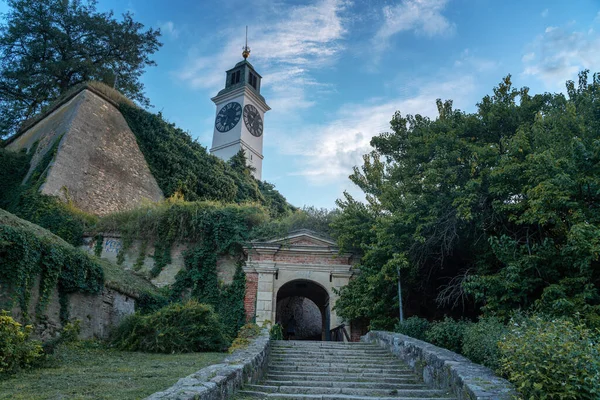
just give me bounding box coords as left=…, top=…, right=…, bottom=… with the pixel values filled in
left=0, top=148, right=30, bottom=210
left=118, top=103, right=294, bottom=218
left=0, top=136, right=96, bottom=247
left=93, top=235, right=103, bottom=257
left=0, top=224, right=104, bottom=322
left=95, top=199, right=269, bottom=337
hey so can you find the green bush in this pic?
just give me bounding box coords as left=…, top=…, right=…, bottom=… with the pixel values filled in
left=462, top=317, right=506, bottom=371
left=236, top=323, right=261, bottom=339
left=269, top=323, right=283, bottom=340
left=110, top=301, right=229, bottom=353
left=227, top=323, right=261, bottom=353
left=424, top=317, right=470, bottom=354
left=135, top=292, right=169, bottom=315
left=499, top=315, right=600, bottom=399
left=394, top=316, right=430, bottom=340
left=0, top=312, right=43, bottom=375
left=42, top=320, right=81, bottom=355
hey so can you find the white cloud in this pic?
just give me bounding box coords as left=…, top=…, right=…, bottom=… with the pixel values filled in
left=454, top=49, right=498, bottom=72
left=541, top=9, right=549, bottom=18
left=521, top=52, right=535, bottom=63
left=373, top=0, right=455, bottom=51
left=277, top=75, right=476, bottom=185
left=160, top=21, right=179, bottom=39
left=522, top=24, right=600, bottom=89
left=175, top=0, right=348, bottom=111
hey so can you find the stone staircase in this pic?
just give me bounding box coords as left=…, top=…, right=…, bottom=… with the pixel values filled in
left=234, top=340, right=457, bottom=400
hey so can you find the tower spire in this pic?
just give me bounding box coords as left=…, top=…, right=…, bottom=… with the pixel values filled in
left=242, top=26, right=251, bottom=59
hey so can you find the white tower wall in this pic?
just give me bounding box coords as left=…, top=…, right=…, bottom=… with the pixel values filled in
left=209, top=59, right=269, bottom=180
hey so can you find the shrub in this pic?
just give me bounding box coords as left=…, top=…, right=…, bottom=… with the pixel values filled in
left=0, top=312, right=43, bottom=374
left=499, top=315, right=600, bottom=399
left=237, top=323, right=261, bottom=339
left=270, top=323, right=283, bottom=340
left=462, top=317, right=506, bottom=371
left=42, top=320, right=81, bottom=355
left=228, top=337, right=251, bottom=353
left=394, top=316, right=430, bottom=340
left=110, top=301, right=229, bottom=353
left=424, top=317, right=470, bottom=354
left=227, top=323, right=261, bottom=353
left=136, top=292, right=169, bottom=315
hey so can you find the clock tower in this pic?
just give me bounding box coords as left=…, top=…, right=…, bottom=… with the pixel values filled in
left=209, top=33, right=270, bottom=180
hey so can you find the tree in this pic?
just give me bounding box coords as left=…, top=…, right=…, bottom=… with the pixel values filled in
left=0, top=0, right=162, bottom=137
left=333, top=72, right=600, bottom=328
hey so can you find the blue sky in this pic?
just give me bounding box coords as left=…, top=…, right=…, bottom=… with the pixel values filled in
left=3, top=1, right=600, bottom=209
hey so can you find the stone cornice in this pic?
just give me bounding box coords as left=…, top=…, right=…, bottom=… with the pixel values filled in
left=246, top=261, right=353, bottom=274
left=209, top=138, right=264, bottom=159
left=211, top=85, right=270, bottom=112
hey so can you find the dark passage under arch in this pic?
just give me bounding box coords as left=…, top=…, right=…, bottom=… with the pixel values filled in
left=276, top=279, right=330, bottom=341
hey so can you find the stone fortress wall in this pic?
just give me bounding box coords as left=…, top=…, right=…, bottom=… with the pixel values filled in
left=81, top=234, right=239, bottom=287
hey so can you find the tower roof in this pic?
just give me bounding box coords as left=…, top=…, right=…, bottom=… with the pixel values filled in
left=216, top=58, right=265, bottom=103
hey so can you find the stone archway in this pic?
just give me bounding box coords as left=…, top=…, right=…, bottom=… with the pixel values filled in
left=276, top=279, right=330, bottom=340
left=243, top=229, right=356, bottom=340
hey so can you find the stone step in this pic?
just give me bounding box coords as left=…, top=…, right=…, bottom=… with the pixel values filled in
left=267, top=370, right=417, bottom=378
left=262, top=380, right=428, bottom=390
left=266, top=373, right=419, bottom=384
left=271, top=345, right=384, bottom=350
left=270, top=351, right=391, bottom=357
left=236, top=390, right=457, bottom=399
left=246, top=385, right=455, bottom=397
left=272, top=341, right=376, bottom=347
left=270, top=351, right=398, bottom=360
left=269, top=354, right=398, bottom=361
left=269, top=358, right=400, bottom=365
left=269, top=359, right=406, bottom=369
left=269, top=365, right=413, bottom=374
left=235, top=341, right=458, bottom=400
left=270, top=352, right=394, bottom=358
left=271, top=343, right=380, bottom=348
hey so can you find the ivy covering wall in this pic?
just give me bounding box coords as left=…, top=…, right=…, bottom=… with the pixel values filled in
left=95, top=199, right=269, bottom=337
left=0, top=209, right=104, bottom=322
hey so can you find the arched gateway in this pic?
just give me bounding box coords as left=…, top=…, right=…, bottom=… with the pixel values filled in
left=243, top=229, right=356, bottom=340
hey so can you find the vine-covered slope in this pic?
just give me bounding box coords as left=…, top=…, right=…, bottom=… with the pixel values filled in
left=118, top=103, right=294, bottom=218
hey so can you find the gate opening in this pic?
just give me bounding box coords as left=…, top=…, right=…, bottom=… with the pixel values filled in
left=276, top=279, right=330, bottom=341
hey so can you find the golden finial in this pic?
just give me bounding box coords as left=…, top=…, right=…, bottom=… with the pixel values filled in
left=242, top=26, right=251, bottom=59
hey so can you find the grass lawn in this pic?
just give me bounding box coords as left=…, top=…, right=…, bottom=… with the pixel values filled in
left=0, top=343, right=225, bottom=400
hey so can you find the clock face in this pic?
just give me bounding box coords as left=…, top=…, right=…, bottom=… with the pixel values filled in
left=243, top=104, right=263, bottom=137
left=215, top=102, right=242, bottom=132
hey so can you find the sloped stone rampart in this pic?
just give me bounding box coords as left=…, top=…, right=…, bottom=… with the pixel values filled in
left=362, top=331, right=517, bottom=400
left=6, top=88, right=164, bottom=215
left=146, top=330, right=270, bottom=400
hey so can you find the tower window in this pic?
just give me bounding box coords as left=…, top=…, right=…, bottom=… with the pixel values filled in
left=249, top=72, right=257, bottom=89
left=230, top=70, right=241, bottom=85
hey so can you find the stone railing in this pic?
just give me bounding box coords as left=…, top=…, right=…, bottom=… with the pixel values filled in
left=362, top=331, right=517, bottom=400
left=146, top=329, right=270, bottom=400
